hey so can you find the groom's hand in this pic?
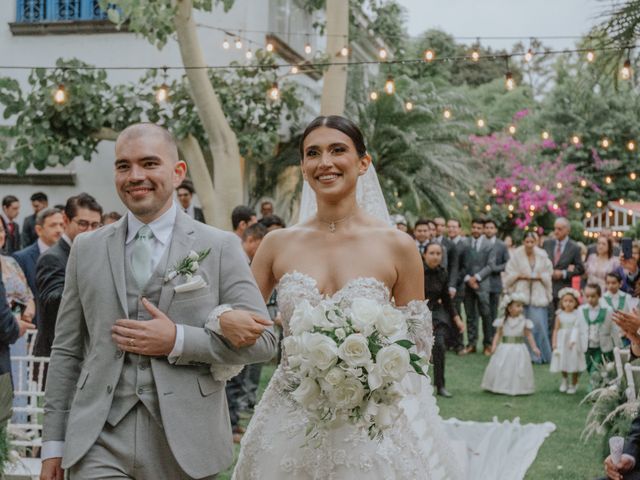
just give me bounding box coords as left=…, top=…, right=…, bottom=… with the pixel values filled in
left=40, top=458, right=64, bottom=480
left=112, top=298, right=176, bottom=356
left=220, top=310, right=273, bottom=348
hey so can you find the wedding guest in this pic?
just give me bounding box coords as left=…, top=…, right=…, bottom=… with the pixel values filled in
left=393, top=214, right=409, bottom=233
left=102, top=211, right=123, bottom=225
left=581, top=284, right=616, bottom=375
left=434, top=217, right=458, bottom=290
left=616, top=241, right=640, bottom=295
left=447, top=218, right=468, bottom=354
left=259, top=215, right=286, bottom=232
left=484, top=220, right=510, bottom=324
left=462, top=219, right=494, bottom=355
left=414, top=219, right=431, bottom=256
left=423, top=242, right=464, bottom=398
left=22, top=192, right=48, bottom=247
left=481, top=293, right=540, bottom=396
left=587, top=229, right=620, bottom=261
left=504, top=235, right=516, bottom=256
left=550, top=288, right=586, bottom=394
left=503, top=232, right=553, bottom=363
left=259, top=200, right=274, bottom=219
left=33, top=194, right=103, bottom=362
left=585, top=236, right=619, bottom=291
left=1, top=196, right=21, bottom=254
left=232, top=205, right=257, bottom=240
left=176, top=179, right=205, bottom=223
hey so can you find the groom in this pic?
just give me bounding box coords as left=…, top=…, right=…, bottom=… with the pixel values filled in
left=40, top=123, right=276, bottom=479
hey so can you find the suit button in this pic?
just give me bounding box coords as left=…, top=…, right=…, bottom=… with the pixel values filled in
left=137, top=388, right=144, bottom=395
left=107, top=385, right=113, bottom=394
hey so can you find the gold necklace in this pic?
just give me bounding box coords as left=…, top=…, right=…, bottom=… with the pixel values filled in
left=318, top=211, right=356, bottom=233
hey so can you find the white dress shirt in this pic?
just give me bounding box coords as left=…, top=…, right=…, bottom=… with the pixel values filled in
left=37, top=238, right=51, bottom=254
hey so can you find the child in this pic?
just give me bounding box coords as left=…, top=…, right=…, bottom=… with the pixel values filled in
left=481, top=293, right=540, bottom=396
left=580, top=283, right=616, bottom=375
left=603, top=271, right=635, bottom=346
left=550, top=288, right=587, bottom=394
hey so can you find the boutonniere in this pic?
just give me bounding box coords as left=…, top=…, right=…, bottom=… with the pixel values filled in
left=165, top=248, right=211, bottom=283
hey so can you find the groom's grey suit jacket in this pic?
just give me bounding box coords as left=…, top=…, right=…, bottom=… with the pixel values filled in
left=42, top=210, right=276, bottom=478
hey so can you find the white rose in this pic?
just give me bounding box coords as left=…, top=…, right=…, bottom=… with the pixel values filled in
left=350, top=298, right=382, bottom=336
left=290, top=300, right=315, bottom=335
left=188, top=250, right=199, bottom=261
left=376, top=344, right=411, bottom=382
left=324, top=367, right=346, bottom=386
left=373, top=404, right=397, bottom=430
left=367, top=364, right=384, bottom=391
left=335, top=328, right=346, bottom=341
left=190, top=261, right=200, bottom=272
left=301, top=333, right=338, bottom=371
left=338, top=334, right=371, bottom=368
left=328, top=374, right=366, bottom=409
left=292, top=377, right=320, bottom=408
left=376, top=305, right=407, bottom=338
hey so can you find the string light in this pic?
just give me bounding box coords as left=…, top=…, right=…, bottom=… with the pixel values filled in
left=571, top=135, right=581, bottom=145
left=340, top=46, right=349, bottom=57
left=606, top=176, right=613, bottom=184
left=267, top=82, right=280, bottom=101
left=541, top=131, right=550, bottom=140
left=405, top=101, right=414, bottom=111
left=534, top=184, right=541, bottom=191
left=621, top=58, right=632, bottom=80
left=290, top=65, right=299, bottom=74
left=222, top=38, right=230, bottom=49
left=508, top=124, right=517, bottom=135
left=620, top=199, right=626, bottom=205
left=235, top=38, right=243, bottom=49
left=266, top=42, right=274, bottom=52
left=524, top=48, right=534, bottom=63
left=476, top=118, right=485, bottom=128
left=443, top=109, right=452, bottom=119
left=580, top=179, right=588, bottom=187
left=305, top=43, right=312, bottom=55
left=53, top=83, right=66, bottom=104
left=469, top=190, right=476, bottom=196
left=556, top=182, right=563, bottom=189
left=369, top=91, right=378, bottom=101
left=384, top=75, right=395, bottom=95
left=397, top=201, right=403, bottom=208
left=552, top=203, right=559, bottom=210
left=505, top=71, right=515, bottom=91
left=628, top=140, right=636, bottom=151
left=631, top=172, right=637, bottom=180
left=424, top=49, right=435, bottom=62
left=510, top=186, right=517, bottom=193
left=471, top=49, right=480, bottom=62
left=586, top=211, right=592, bottom=218
left=378, top=48, right=388, bottom=60
left=245, top=49, right=253, bottom=60
left=629, top=209, right=635, bottom=216
left=491, top=188, right=498, bottom=195
left=596, top=200, right=603, bottom=208
left=508, top=204, right=514, bottom=211
left=155, top=83, right=169, bottom=103
left=450, top=191, right=455, bottom=197
left=575, top=202, right=581, bottom=209
left=485, top=204, right=492, bottom=212
left=586, top=50, right=595, bottom=62
left=529, top=204, right=536, bottom=211
left=601, top=137, right=610, bottom=148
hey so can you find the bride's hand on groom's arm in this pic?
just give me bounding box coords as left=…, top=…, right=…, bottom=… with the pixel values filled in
left=220, top=310, right=273, bottom=348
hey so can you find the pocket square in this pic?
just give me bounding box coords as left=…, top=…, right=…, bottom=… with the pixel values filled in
left=174, top=275, right=208, bottom=293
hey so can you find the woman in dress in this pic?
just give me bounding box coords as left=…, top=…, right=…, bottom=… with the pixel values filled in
left=233, top=116, right=555, bottom=480
left=585, top=236, right=619, bottom=291
left=503, top=232, right=553, bottom=363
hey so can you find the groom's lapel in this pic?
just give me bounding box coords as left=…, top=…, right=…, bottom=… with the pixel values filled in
left=158, top=210, right=196, bottom=313
left=106, top=218, right=128, bottom=316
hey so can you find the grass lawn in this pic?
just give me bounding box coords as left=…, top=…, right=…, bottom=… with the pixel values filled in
left=219, top=353, right=604, bottom=479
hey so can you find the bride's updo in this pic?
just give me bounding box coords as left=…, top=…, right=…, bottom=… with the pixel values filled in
left=299, top=115, right=368, bottom=159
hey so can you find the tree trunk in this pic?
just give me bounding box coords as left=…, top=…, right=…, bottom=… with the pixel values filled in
left=320, top=0, right=349, bottom=116
left=173, top=0, right=242, bottom=229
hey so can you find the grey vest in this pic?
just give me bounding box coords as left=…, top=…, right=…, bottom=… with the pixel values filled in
left=106, top=244, right=171, bottom=427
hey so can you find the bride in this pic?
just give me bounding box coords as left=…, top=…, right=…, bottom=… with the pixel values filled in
left=232, top=115, right=554, bottom=479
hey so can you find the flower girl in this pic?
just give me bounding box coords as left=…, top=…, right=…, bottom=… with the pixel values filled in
left=550, top=288, right=587, bottom=394
left=481, top=293, right=540, bottom=396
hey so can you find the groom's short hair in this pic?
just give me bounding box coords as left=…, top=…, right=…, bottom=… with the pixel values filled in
left=117, top=123, right=179, bottom=163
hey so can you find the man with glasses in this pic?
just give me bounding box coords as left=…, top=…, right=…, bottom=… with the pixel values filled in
left=33, top=194, right=103, bottom=368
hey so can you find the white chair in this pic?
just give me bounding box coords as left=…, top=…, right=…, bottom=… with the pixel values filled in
left=7, top=330, right=47, bottom=478
left=614, top=347, right=631, bottom=383
left=624, top=363, right=640, bottom=401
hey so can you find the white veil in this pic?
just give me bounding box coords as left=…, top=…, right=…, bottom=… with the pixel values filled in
left=297, top=163, right=392, bottom=226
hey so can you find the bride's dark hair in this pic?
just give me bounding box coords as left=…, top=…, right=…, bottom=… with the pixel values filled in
left=299, top=115, right=367, bottom=158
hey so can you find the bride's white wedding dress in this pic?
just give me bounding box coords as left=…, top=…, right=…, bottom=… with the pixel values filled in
left=232, top=272, right=556, bottom=480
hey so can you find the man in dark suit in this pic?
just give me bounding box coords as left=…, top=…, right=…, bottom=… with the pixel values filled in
left=176, top=179, right=205, bottom=223
left=33, top=194, right=102, bottom=361
left=1, top=195, right=21, bottom=254
left=21, top=192, right=48, bottom=248
left=12, top=209, right=65, bottom=321
left=543, top=217, right=585, bottom=332
left=446, top=219, right=468, bottom=353
left=484, top=219, right=510, bottom=323
left=435, top=217, right=458, bottom=283
left=461, top=218, right=495, bottom=355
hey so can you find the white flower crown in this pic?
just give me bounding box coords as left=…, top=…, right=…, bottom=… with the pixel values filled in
left=558, top=287, right=581, bottom=303
left=499, top=292, right=528, bottom=317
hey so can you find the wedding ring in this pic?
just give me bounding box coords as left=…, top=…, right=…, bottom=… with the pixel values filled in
left=128, top=338, right=135, bottom=347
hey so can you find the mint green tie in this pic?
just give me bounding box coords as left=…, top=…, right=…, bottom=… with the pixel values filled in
left=131, top=225, right=154, bottom=288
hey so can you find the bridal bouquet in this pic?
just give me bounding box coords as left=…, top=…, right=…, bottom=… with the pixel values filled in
left=283, top=297, right=428, bottom=439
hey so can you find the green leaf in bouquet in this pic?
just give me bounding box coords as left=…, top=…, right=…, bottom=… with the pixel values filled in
left=411, top=363, right=426, bottom=376
left=395, top=339, right=414, bottom=349
left=409, top=353, right=422, bottom=363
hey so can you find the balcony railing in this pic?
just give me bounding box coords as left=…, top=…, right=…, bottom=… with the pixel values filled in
left=16, top=0, right=108, bottom=23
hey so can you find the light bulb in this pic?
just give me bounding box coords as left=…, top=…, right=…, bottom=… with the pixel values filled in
left=485, top=204, right=492, bottom=212
left=586, top=211, right=592, bottom=218
left=290, top=65, right=299, bottom=74
left=424, top=49, right=435, bottom=62
left=53, top=84, right=67, bottom=104
left=443, top=109, right=452, bottom=119
left=505, top=71, right=515, bottom=91
left=266, top=42, right=274, bottom=52
left=305, top=43, right=312, bottom=55
left=606, top=176, right=612, bottom=184
left=580, top=179, right=588, bottom=187
left=552, top=203, right=559, bottom=210
left=471, top=50, right=480, bottom=62
left=235, top=38, right=243, bottom=49
left=534, top=184, right=541, bottom=191
left=508, top=124, right=516, bottom=135
left=477, top=118, right=485, bottom=128
left=556, top=182, right=563, bottom=189
left=524, top=49, right=533, bottom=63
left=469, top=190, right=476, bottom=196
left=384, top=76, right=395, bottom=95
left=510, top=186, right=517, bottom=193
left=378, top=48, right=387, bottom=60
left=620, top=198, right=626, bottom=205
left=397, top=201, right=403, bottom=208
left=340, top=46, right=349, bottom=57
left=629, top=209, right=635, bottom=216
left=370, top=91, right=378, bottom=101
left=541, top=131, right=549, bottom=140
left=622, top=59, right=632, bottom=80
left=268, top=82, right=279, bottom=101
left=508, top=204, right=514, bottom=212
left=628, top=140, right=636, bottom=151
left=155, top=83, right=169, bottom=103
left=601, top=138, right=610, bottom=148
left=575, top=202, right=581, bottom=209
left=491, top=188, right=498, bottom=195
left=245, top=49, right=253, bottom=59
left=450, top=191, right=455, bottom=197
left=405, top=101, right=413, bottom=111
left=596, top=200, right=603, bottom=208
left=223, top=38, right=230, bottom=49
left=571, top=135, right=580, bottom=145
left=586, top=50, right=595, bottom=63
left=631, top=172, right=637, bottom=180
